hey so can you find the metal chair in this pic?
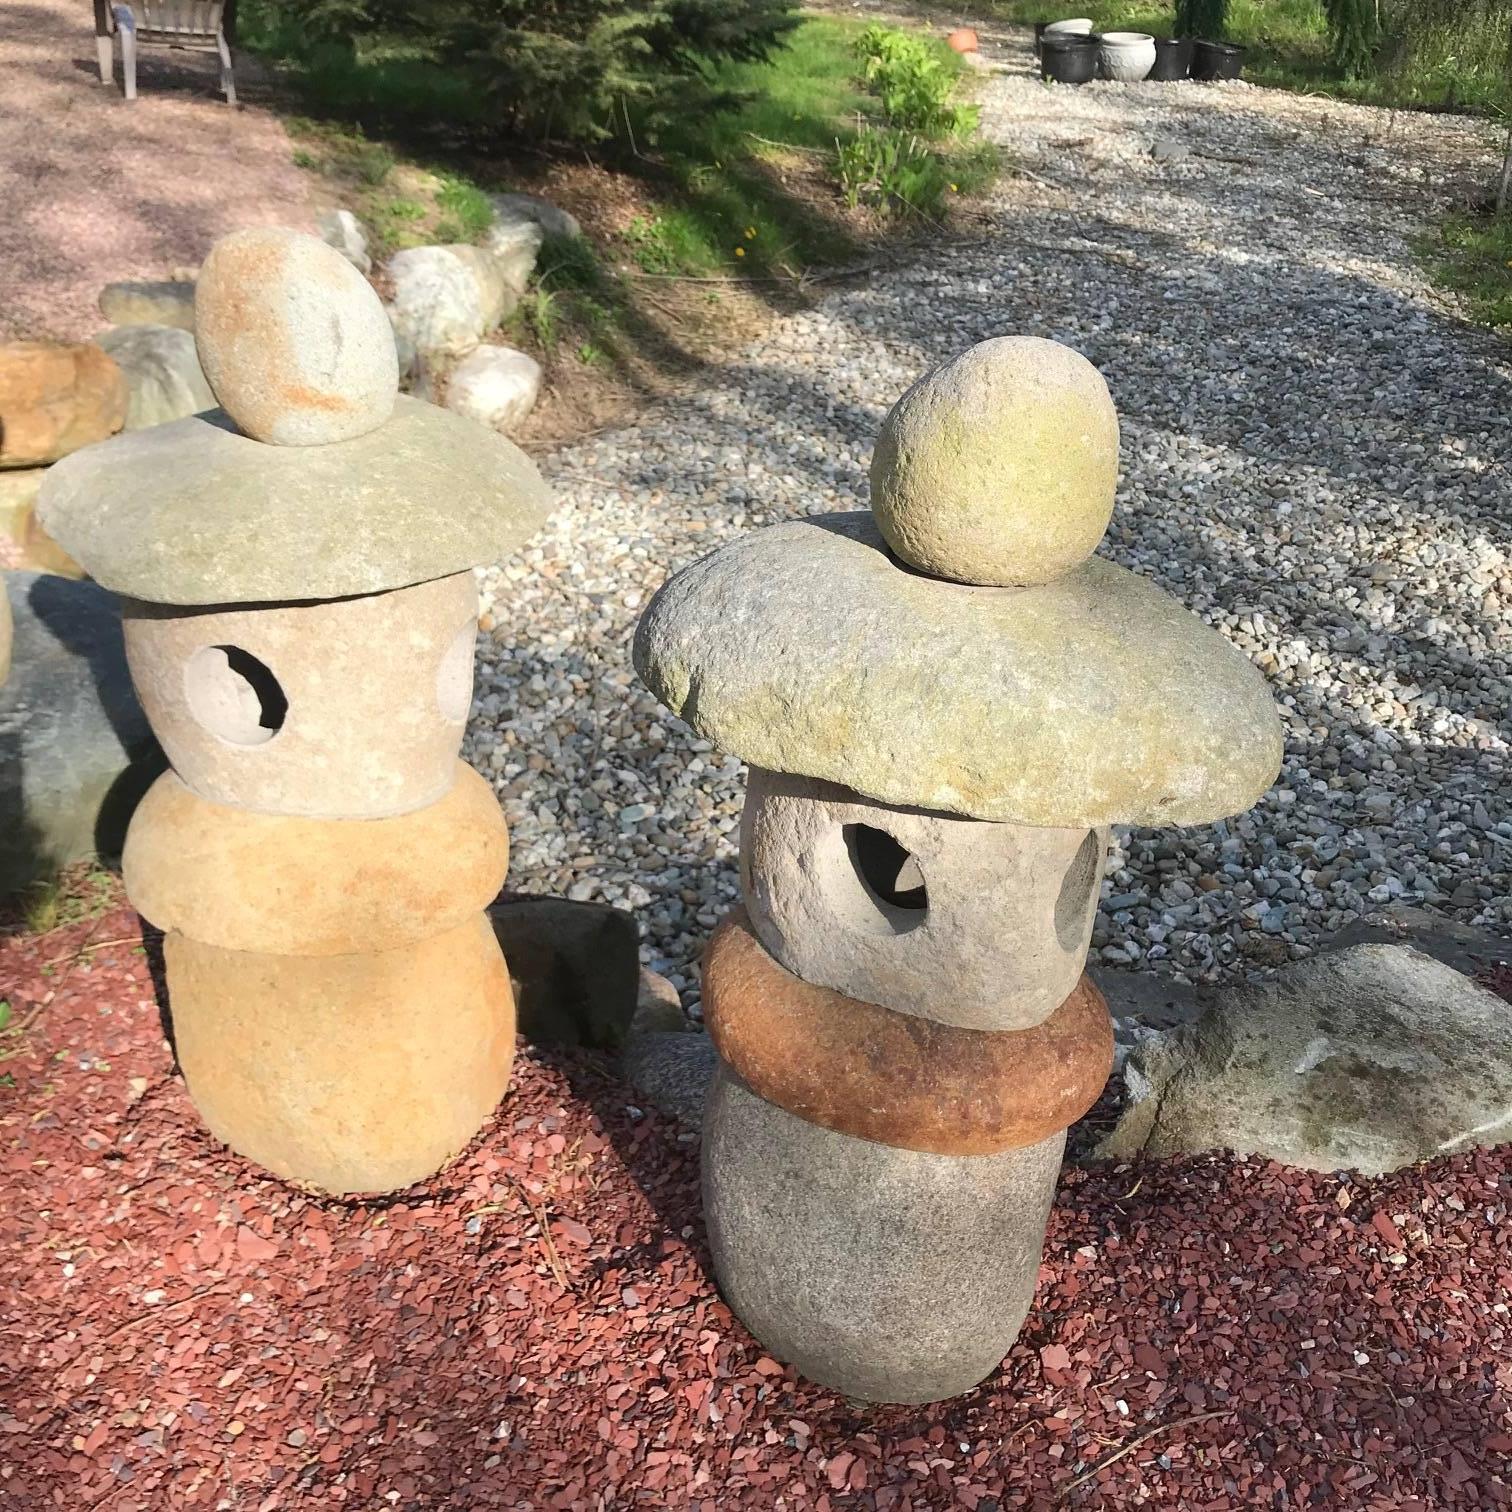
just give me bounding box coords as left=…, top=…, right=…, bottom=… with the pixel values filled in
left=93, top=1, right=237, bottom=104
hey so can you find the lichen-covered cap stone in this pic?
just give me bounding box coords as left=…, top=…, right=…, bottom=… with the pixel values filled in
left=870, top=336, right=1118, bottom=587
left=633, top=512, right=1282, bottom=828
left=37, top=396, right=551, bottom=603
left=195, top=226, right=398, bottom=446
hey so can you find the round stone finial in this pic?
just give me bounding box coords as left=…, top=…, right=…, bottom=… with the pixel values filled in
left=195, top=226, right=399, bottom=446
left=869, top=335, right=1120, bottom=588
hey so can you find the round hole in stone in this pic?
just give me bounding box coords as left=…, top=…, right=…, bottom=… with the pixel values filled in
left=184, top=645, right=287, bottom=747
left=844, top=822, right=929, bottom=931
left=436, top=620, right=478, bottom=724
left=1055, top=829, right=1103, bottom=950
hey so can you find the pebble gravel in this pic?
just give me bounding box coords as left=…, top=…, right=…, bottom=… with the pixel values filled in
left=472, top=49, right=1512, bottom=1006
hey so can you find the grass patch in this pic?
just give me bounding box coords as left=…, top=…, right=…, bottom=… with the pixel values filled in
left=1427, top=211, right=1512, bottom=327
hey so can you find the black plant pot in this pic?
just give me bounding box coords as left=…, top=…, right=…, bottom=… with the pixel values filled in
left=1149, top=35, right=1193, bottom=80
left=1035, top=20, right=1048, bottom=57
left=1040, top=35, right=1100, bottom=84
left=1191, top=39, right=1245, bottom=80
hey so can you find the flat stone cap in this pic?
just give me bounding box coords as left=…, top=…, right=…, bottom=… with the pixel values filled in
left=36, top=395, right=551, bottom=604
left=633, top=511, right=1283, bottom=827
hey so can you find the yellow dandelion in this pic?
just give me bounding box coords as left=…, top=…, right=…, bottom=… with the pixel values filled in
left=745, top=225, right=757, bottom=239
left=735, top=246, right=746, bottom=258
left=949, top=182, right=959, bottom=192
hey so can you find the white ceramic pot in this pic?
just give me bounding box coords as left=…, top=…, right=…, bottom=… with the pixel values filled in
left=1043, top=17, right=1095, bottom=37
left=1098, top=31, right=1156, bottom=81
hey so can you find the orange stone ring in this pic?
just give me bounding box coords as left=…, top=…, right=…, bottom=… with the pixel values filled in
left=702, top=909, right=1113, bottom=1157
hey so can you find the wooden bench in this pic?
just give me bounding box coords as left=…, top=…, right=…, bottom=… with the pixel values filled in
left=93, top=1, right=237, bottom=103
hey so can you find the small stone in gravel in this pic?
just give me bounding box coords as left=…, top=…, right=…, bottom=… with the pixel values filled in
left=194, top=227, right=398, bottom=445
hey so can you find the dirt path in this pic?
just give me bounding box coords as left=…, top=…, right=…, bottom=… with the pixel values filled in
left=0, top=0, right=314, bottom=342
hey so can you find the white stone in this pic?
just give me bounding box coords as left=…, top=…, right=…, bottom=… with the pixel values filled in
left=444, top=346, right=542, bottom=436
left=388, top=246, right=491, bottom=363
left=482, top=218, right=543, bottom=296
left=194, top=227, right=398, bottom=446
left=317, top=208, right=372, bottom=274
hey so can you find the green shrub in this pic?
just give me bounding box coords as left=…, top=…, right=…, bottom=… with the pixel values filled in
left=1324, top=0, right=1379, bottom=77
left=243, top=0, right=800, bottom=143
left=836, top=125, right=951, bottom=217
left=854, top=25, right=977, bottom=138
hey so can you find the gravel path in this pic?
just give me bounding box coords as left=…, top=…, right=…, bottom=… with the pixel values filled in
left=474, top=45, right=1512, bottom=1006
left=0, top=0, right=313, bottom=342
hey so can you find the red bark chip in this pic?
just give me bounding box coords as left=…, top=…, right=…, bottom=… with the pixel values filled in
left=2, top=907, right=1510, bottom=1509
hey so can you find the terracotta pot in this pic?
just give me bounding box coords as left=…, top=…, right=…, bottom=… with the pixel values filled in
left=947, top=27, right=978, bottom=54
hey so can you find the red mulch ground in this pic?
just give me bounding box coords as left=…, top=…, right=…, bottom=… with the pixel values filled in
left=3, top=903, right=1510, bottom=1510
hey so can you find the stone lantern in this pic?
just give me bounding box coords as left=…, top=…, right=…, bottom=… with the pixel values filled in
left=38, top=228, right=551, bottom=1195
left=635, top=336, right=1282, bottom=1403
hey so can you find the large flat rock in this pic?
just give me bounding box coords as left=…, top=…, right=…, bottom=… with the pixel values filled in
left=37, top=396, right=551, bottom=603
left=1100, top=944, right=1512, bottom=1174
left=634, top=511, right=1282, bottom=827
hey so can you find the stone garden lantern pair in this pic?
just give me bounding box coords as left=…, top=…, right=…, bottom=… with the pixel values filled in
left=636, top=336, right=1282, bottom=1403
left=39, top=229, right=551, bottom=1196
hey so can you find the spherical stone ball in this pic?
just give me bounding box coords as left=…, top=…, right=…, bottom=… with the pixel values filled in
left=870, top=335, right=1120, bottom=587
left=195, top=227, right=398, bottom=446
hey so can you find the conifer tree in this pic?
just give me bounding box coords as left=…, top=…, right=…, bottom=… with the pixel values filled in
left=1174, top=0, right=1228, bottom=39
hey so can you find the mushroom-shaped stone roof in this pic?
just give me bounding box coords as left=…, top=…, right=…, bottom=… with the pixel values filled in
left=37, top=227, right=551, bottom=605
left=634, top=337, right=1282, bottom=829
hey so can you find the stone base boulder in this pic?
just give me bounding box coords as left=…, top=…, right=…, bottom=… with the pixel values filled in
left=487, top=895, right=641, bottom=1048
left=0, top=572, right=163, bottom=895
left=0, top=342, right=127, bottom=468
left=1100, top=944, right=1512, bottom=1174
left=96, top=326, right=216, bottom=432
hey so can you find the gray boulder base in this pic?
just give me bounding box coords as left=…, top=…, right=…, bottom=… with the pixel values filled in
left=1101, top=943, right=1512, bottom=1175
left=0, top=572, right=162, bottom=894
left=704, top=1060, right=1064, bottom=1403
left=96, top=325, right=215, bottom=431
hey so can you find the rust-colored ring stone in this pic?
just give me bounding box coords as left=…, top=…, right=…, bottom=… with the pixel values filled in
left=702, top=908, right=1113, bottom=1156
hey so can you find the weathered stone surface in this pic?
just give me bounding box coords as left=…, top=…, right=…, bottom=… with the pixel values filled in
left=1100, top=944, right=1512, bottom=1174
left=126, top=762, right=508, bottom=955
left=871, top=336, right=1119, bottom=588
left=488, top=191, right=582, bottom=242
left=195, top=227, right=398, bottom=446
left=0, top=341, right=126, bottom=468
left=487, top=895, right=640, bottom=1048
left=623, top=1030, right=717, bottom=1126
left=444, top=245, right=518, bottom=329
left=99, top=279, right=197, bottom=331
left=387, top=246, right=491, bottom=363
left=122, top=573, right=478, bottom=817
left=166, top=913, right=515, bottom=1194
left=317, top=208, right=372, bottom=275
left=631, top=966, right=685, bottom=1037
left=38, top=395, right=551, bottom=603
left=445, top=346, right=541, bottom=436
left=742, top=766, right=1106, bottom=1028
left=96, top=325, right=216, bottom=431
left=705, top=910, right=1112, bottom=1153
left=704, top=1061, right=1064, bottom=1402
left=482, top=217, right=543, bottom=296
left=634, top=512, right=1282, bottom=828
left=0, top=573, right=162, bottom=894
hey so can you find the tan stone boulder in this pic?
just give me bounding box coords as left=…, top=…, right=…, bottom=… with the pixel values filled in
left=0, top=469, right=83, bottom=577
left=0, top=341, right=127, bottom=468
left=167, top=913, right=516, bottom=1195
left=126, top=762, right=508, bottom=955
